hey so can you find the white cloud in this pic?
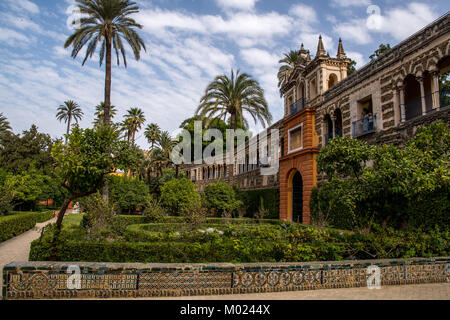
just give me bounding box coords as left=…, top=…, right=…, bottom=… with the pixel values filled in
left=367, top=2, right=438, bottom=40
left=216, top=0, right=259, bottom=12
left=6, top=0, right=39, bottom=14
left=347, top=51, right=366, bottom=69
left=331, top=0, right=371, bottom=7
left=0, top=27, right=32, bottom=46
left=334, top=19, right=373, bottom=45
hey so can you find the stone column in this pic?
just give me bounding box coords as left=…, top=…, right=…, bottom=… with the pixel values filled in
left=431, top=71, right=440, bottom=110
left=331, top=114, right=336, bottom=138
left=418, top=77, right=427, bottom=115
left=393, top=89, right=399, bottom=126
left=399, top=86, right=406, bottom=122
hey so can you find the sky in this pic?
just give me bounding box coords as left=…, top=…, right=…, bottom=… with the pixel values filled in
left=0, top=0, right=449, bottom=149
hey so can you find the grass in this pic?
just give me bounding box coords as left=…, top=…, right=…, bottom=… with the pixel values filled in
left=63, top=213, right=83, bottom=227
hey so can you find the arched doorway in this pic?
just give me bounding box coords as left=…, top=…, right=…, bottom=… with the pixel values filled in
left=290, top=171, right=303, bottom=223
left=404, top=75, right=422, bottom=120
left=324, top=114, right=333, bottom=145
left=438, top=56, right=450, bottom=108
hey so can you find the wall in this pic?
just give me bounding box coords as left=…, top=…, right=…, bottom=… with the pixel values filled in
left=3, top=258, right=449, bottom=299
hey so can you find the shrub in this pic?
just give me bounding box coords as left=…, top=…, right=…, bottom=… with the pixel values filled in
left=143, top=198, right=167, bottom=222
left=81, top=193, right=114, bottom=240
left=202, top=182, right=243, bottom=217
left=0, top=213, right=37, bottom=242
left=0, top=181, right=15, bottom=216
left=237, top=188, right=279, bottom=219
left=160, top=178, right=201, bottom=215
left=108, top=175, right=150, bottom=214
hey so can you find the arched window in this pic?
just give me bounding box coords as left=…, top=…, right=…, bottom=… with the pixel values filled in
left=334, top=109, right=343, bottom=137
left=404, top=75, right=422, bottom=120
left=438, top=56, right=450, bottom=108
left=328, top=73, right=338, bottom=89
left=324, top=114, right=333, bottom=145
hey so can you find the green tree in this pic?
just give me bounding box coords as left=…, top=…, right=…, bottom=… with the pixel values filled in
left=277, top=50, right=301, bottom=90
left=0, top=113, right=11, bottom=136
left=347, top=59, right=357, bottom=75
left=0, top=125, right=55, bottom=175
left=56, top=100, right=84, bottom=142
left=94, top=102, right=117, bottom=126
left=108, top=175, right=150, bottom=213
left=196, top=69, right=272, bottom=130
left=64, top=0, right=146, bottom=127
left=123, top=107, right=146, bottom=144
left=144, top=123, right=161, bottom=150
left=202, top=181, right=243, bottom=217
left=52, top=125, right=141, bottom=229
left=369, top=43, right=391, bottom=61
left=160, top=178, right=201, bottom=215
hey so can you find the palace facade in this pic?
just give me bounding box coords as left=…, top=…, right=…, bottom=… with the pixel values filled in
left=183, top=12, right=450, bottom=223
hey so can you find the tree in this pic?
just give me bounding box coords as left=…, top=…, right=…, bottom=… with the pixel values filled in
left=0, top=125, right=55, bottom=175
left=124, top=107, right=146, bottom=144
left=0, top=113, right=11, bottom=136
left=108, top=175, right=150, bottom=214
left=52, top=125, right=141, bottom=229
left=369, top=43, right=391, bottom=61
left=196, top=69, right=272, bottom=130
left=277, top=50, right=301, bottom=90
left=64, top=0, right=146, bottom=127
left=160, top=178, right=201, bottom=215
left=347, top=59, right=357, bottom=75
left=56, top=100, right=84, bottom=142
left=94, top=102, right=117, bottom=126
left=202, top=182, right=243, bottom=217
left=144, top=123, right=161, bottom=150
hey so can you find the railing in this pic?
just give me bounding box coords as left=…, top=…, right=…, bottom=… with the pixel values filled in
left=352, top=114, right=377, bottom=138
left=440, top=86, right=450, bottom=108
left=289, top=98, right=306, bottom=116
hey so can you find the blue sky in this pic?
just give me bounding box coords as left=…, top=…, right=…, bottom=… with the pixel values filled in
left=0, top=0, right=449, bottom=148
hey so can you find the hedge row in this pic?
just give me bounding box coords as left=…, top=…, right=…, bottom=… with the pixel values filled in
left=238, top=188, right=279, bottom=219
left=112, top=215, right=281, bottom=226
left=0, top=213, right=37, bottom=242
left=9, top=211, right=54, bottom=223
left=30, top=224, right=449, bottom=263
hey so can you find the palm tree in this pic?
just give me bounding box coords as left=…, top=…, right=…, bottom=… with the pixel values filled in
left=124, top=107, right=146, bottom=144
left=0, top=113, right=11, bottom=135
left=94, top=102, right=117, bottom=126
left=144, top=123, right=161, bottom=150
left=64, top=0, right=146, bottom=127
left=56, top=100, right=84, bottom=141
left=196, top=69, right=272, bottom=130
left=277, top=50, right=301, bottom=90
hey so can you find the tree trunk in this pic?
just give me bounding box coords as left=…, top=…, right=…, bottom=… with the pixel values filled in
left=66, top=116, right=71, bottom=144
left=102, top=35, right=113, bottom=202
left=56, top=196, right=74, bottom=231
left=230, top=113, right=236, bottom=130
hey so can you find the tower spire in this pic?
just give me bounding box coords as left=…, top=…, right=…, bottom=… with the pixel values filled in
left=316, top=35, right=326, bottom=57
left=337, top=38, right=346, bottom=59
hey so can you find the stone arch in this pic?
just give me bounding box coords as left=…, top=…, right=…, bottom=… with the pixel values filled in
left=404, top=74, right=422, bottom=120
left=328, top=73, right=338, bottom=89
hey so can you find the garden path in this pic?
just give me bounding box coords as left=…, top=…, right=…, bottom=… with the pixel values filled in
left=0, top=218, right=56, bottom=298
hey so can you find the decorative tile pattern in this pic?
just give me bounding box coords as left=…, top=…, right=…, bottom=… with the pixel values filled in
left=2, top=258, right=449, bottom=299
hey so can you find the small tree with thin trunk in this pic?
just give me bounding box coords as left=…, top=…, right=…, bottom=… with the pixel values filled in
left=51, top=125, right=141, bottom=231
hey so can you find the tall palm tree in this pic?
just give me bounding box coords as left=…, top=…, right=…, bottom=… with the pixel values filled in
left=124, top=107, right=146, bottom=144
left=56, top=100, right=84, bottom=141
left=94, top=102, right=117, bottom=126
left=144, top=123, right=161, bottom=150
left=196, top=69, right=272, bottom=130
left=64, top=0, right=146, bottom=127
left=0, top=113, right=11, bottom=135
left=277, top=50, right=301, bottom=90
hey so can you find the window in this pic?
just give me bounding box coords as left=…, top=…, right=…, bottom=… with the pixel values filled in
left=288, top=124, right=303, bottom=153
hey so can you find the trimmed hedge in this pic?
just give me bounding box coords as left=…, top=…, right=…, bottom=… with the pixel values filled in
left=9, top=211, right=54, bottom=223
left=29, top=222, right=450, bottom=263
left=237, top=188, right=280, bottom=219
left=0, top=213, right=37, bottom=242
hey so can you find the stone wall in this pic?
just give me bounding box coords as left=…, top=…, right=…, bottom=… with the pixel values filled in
left=3, top=257, right=449, bottom=299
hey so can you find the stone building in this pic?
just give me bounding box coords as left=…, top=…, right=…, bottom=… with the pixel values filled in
left=183, top=12, right=450, bottom=223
